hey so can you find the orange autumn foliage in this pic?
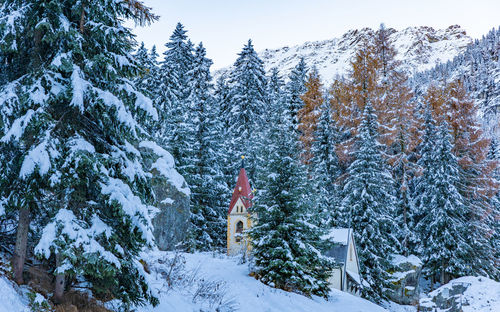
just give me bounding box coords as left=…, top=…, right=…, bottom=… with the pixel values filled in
left=424, top=79, right=498, bottom=201
left=328, top=32, right=416, bottom=169
left=298, top=68, right=323, bottom=164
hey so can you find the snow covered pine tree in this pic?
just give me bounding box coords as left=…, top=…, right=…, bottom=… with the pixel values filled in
left=226, top=39, right=268, bottom=182
left=0, top=0, right=166, bottom=307
left=249, top=82, right=334, bottom=298
left=158, top=22, right=194, bottom=164
left=340, top=102, right=400, bottom=302
left=310, top=95, right=342, bottom=227
left=415, top=122, right=473, bottom=285
left=183, top=43, right=229, bottom=251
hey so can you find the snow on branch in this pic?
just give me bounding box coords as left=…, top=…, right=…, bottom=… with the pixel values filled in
left=120, top=81, right=158, bottom=120
left=100, top=177, right=157, bottom=245
left=139, top=141, right=191, bottom=196
left=19, top=131, right=60, bottom=179
left=1, top=108, right=38, bottom=142
left=35, top=209, right=121, bottom=270
left=70, top=67, right=90, bottom=112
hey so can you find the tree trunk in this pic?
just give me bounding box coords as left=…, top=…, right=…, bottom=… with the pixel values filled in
left=79, top=2, right=86, bottom=33
left=403, top=202, right=408, bottom=256
left=53, top=254, right=66, bottom=304
left=440, top=259, right=445, bottom=285
left=12, top=205, right=30, bottom=284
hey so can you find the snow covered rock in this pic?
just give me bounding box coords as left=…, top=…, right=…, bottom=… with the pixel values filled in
left=419, top=276, right=500, bottom=312
left=387, top=255, right=422, bottom=305
left=140, top=141, right=191, bottom=251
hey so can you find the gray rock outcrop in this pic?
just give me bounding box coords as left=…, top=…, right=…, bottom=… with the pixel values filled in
left=150, top=174, right=190, bottom=250
left=386, top=255, right=422, bottom=305
left=139, top=141, right=191, bottom=251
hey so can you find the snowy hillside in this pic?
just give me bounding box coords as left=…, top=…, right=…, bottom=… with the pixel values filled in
left=138, top=252, right=387, bottom=312
left=216, top=25, right=471, bottom=82
left=4, top=255, right=500, bottom=312
left=0, top=251, right=387, bottom=312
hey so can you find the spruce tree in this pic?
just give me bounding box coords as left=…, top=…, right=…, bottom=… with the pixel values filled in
left=409, top=104, right=438, bottom=255
left=183, top=43, right=228, bottom=251
left=487, top=139, right=500, bottom=280
left=213, top=73, right=235, bottom=194
left=415, top=122, right=474, bottom=284
left=214, top=73, right=231, bottom=132
left=134, top=43, right=160, bottom=98
left=227, top=39, right=267, bottom=182
left=340, top=101, right=399, bottom=302
left=0, top=0, right=161, bottom=306
left=159, top=22, right=193, bottom=162
left=162, top=22, right=193, bottom=96
left=249, top=87, right=333, bottom=298
left=266, top=68, right=285, bottom=127
left=135, top=42, right=150, bottom=74
left=286, top=57, right=308, bottom=130
left=310, top=95, right=342, bottom=227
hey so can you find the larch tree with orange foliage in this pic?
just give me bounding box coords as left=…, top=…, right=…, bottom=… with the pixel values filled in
left=374, top=25, right=418, bottom=254
left=298, top=67, right=323, bottom=164
left=328, top=36, right=380, bottom=166
left=419, top=79, right=499, bottom=278
left=330, top=28, right=418, bottom=253
left=329, top=77, right=354, bottom=166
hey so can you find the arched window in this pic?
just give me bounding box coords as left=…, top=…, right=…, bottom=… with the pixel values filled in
left=236, top=221, right=243, bottom=234
left=235, top=221, right=244, bottom=242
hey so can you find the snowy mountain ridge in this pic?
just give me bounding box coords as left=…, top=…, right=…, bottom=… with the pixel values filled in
left=216, top=25, right=472, bottom=82
left=417, top=26, right=500, bottom=141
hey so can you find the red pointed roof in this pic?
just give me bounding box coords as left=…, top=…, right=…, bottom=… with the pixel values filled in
left=228, top=168, right=253, bottom=214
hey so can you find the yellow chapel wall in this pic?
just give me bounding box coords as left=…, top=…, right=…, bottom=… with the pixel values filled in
left=227, top=198, right=253, bottom=256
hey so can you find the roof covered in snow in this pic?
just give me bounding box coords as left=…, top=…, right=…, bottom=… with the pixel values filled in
left=228, top=167, right=253, bottom=214
left=322, top=228, right=354, bottom=265
left=322, top=228, right=351, bottom=245
left=325, top=244, right=348, bottom=264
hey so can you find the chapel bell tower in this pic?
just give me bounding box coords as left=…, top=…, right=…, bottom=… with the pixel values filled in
left=227, top=156, right=254, bottom=256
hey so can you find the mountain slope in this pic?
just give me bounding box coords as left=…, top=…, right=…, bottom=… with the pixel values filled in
left=418, top=27, right=500, bottom=140
left=258, top=25, right=471, bottom=81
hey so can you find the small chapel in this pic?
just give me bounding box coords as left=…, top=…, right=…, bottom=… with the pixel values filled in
left=226, top=159, right=362, bottom=296
left=226, top=158, right=254, bottom=257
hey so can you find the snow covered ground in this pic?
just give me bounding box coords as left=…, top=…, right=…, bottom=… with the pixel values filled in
left=0, top=275, right=30, bottom=312
left=0, top=251, right=386, bottom=312
left=1, top=252, right=499, bottom=312
left=138, top=251, right=387, bottom=312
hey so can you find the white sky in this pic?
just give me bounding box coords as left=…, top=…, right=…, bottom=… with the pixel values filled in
left=130, top=0, right=500, bottom=69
